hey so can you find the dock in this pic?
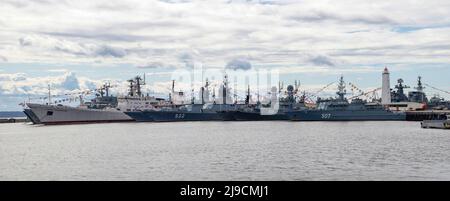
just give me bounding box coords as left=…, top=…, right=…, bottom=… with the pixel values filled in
left=0, top=118, right=29, bottom=123
left=406, top=110, right=450, bottom=121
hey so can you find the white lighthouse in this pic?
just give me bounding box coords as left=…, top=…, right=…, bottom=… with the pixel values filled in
left=381, top=67, right=391, bottom=105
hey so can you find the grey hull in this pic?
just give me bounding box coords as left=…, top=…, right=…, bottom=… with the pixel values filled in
left=287, top=110, right=406, bottom=121
left=26, top=103, right=133, bottom=125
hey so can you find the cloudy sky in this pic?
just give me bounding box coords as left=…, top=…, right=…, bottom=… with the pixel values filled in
left=1, top=0, right=449, bottom=110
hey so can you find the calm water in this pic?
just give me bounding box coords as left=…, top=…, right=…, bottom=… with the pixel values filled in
left=1, top=121, right=449, bottom=180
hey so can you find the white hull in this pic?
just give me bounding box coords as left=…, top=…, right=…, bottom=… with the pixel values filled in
left=421, top=119, right=450, bottom=129
left=26, top=103, right=133, bottom=124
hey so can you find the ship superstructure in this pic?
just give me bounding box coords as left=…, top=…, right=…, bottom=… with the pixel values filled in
left=125, top=75, right=238, bottom=122
left=226, top=81, right=307, bottom=121
left=287, top=75, right=406, bottom=121
left=117, top=75, right=164, bottom=112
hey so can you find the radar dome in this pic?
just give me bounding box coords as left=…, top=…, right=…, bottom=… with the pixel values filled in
left=287, top=85, right=294, bottom=92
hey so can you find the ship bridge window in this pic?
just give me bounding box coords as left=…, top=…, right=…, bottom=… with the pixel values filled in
left=47, top=111, right=53, bottom=116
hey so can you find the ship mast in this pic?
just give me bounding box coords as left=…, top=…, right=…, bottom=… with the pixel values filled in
left=135, top=76, right=143, bottom=97
left=245, top=85, right=250, bottom=105
left=191, top=88, right=195, bottom=104
left=336, top=75, right=346, bottom=101
left=205, top=78, right=209, bottom=103
left=47, top=84, right=51, bottom=105
left=105, top=82, right=110, bottom=97
left=395, top=78, right=409, bottom=96
left=200, top=79, right=209, bottom=105
left=223, top=74, right=228, bottom=104
left=212, top=87, right=216, bottom=104
left=415, top=76, right=424, bottom=92
left=256, top=75, right=260, bottom=105
left=98, top=84, right=105, bottom=97
left=234, top=78, right=237, bottom=104
left=200, top=86, right=204, bottom=105
left=169, top=80, right=175, bottom=104
left=127, top=78, right=135, bottom=96
left=127, top=75, right=146, bottom=97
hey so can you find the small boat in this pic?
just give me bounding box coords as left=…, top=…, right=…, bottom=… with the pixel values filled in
left=421, top=115, right=450, bottom=129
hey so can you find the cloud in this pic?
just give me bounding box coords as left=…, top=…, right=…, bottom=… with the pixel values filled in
left=288, top=10, right=398, bottom=25
left=46, top=68, right=68, bottom=73
left=15, top=34, right=128, bottom=59
left=19, top=37, right=32, bottom=46
left=0, top=71, right=99, bottom=96
left=137, top=62, right=176, bottom=69
left=306, top=55, right=336, bottom=67
left=225, top=58, right=252, bottom=70
left=53, top=40, right=127, bottom=58
left=94, top=45, right=127, bottom=58
left=0, top=55, right=7, bottom=62
left=58, top=72, right=80, bottom=90
left=177, top=51, right=200, bottom=68
left=42, top=31, right=150, bottom=42
left=0, top=73, right=27, bottom=82
left=1, top=0, right=450, bottom=68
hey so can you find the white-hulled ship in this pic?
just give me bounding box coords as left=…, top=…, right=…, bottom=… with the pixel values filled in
left=24, top=75, right=163, bottom=125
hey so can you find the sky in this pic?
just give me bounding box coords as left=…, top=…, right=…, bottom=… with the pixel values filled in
left=0, top=0, right=449, bottom=110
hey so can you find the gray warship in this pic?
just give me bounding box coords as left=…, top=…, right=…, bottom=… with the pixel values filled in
left=23, top=75, right=159, bottom=124
left=125, top=76, right=238, bottom=122
left=287, top=76, right=406, bottom=121
left=226, top=82, right=307, bottom=121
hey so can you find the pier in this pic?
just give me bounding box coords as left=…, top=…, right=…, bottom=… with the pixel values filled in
left=0, top=118, right=28, bottom=123
left=406, top=110, right=450, bottom=121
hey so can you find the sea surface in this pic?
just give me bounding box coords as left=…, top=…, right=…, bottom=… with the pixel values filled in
left=0, top=111, right=26, bottom=118
left=1, top=121, right=449, bottom=180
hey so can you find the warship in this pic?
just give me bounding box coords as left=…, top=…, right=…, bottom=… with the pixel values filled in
left=125, top=76, right=238, bottom=122
left=428, top=94, right=450, bottom=110
left=126, top=103, right=237, bottom=122
left=384, top=72, right=450, bottom=111
left=287, top=76, right=406, bottom=121
left=24, top=75, right=160, bottom=124
left=227, top=82, right=307, bottom=121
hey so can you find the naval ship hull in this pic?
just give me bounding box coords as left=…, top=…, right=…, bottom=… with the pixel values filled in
left=26, top=103, right=133, bottom=125
left=125, top=111, right=231, bottom=122
left=228, top=111, right=288, bottom=121
left=23, top=108, right=41, bottom=124
left=287, top=110, right=406, bottom=121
